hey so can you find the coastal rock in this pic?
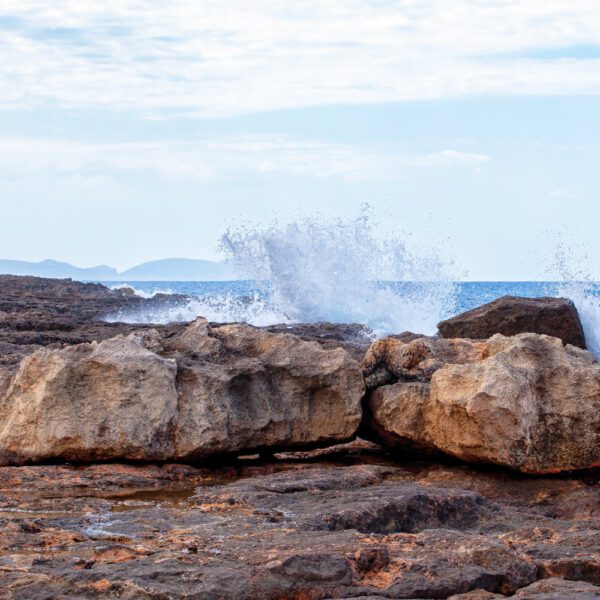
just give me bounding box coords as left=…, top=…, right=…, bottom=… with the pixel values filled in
left=170, top=320, right=364, bottom=458
left=450, top=578, right=600, bottom=598
left=361, top=335, right=487, bottom=389
left=7, top=452, right=599, bottom=599
left=264, top=322, right=374, bottom=361
left=0, top=333, right=179, bottom=464
left=0, top=275, right=190, bottom=365
left=437, top=295, right=587, bottom=349
left=0, top=320, right=364, bottom=465
left=362, top=333, right=600, bottom=473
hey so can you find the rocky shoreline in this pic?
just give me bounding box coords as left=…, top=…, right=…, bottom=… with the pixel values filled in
left=1, top=275, right=600, bottom=599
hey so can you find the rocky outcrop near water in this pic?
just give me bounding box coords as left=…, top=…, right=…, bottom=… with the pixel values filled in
left=3, top=445, right=600, bottom=599
left=361, top=333, right=600, bottom=473
left=437, top=295, right=587, bottom=349
left=0, top=318, right=363, bottom=465
left=2, top=275, right=600, bottom=598
left=0, top=275, right=189, bottom=365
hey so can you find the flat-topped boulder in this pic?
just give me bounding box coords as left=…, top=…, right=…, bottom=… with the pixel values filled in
left=362, top=333, right=600, bottom=473
left=437, top=295, right=587, bottom=349
left=0, top=319, right=364, bottom=465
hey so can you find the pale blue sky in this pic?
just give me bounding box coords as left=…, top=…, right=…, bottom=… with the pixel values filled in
left=1, top=1, right=599, bottom=279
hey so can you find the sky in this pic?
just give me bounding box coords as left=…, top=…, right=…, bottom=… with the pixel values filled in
left=1, top=1, right=600, bottom=280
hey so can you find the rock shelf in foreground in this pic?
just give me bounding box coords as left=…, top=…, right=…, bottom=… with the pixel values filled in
left=2, top=450, right=600, bottom=599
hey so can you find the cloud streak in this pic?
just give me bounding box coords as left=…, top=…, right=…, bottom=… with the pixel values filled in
left=0, top=136, right=489, bottom=183
left=1, top=1, right=600, bottom=116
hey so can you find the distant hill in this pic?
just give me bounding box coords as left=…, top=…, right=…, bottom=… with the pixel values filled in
left=120, top=258, right=236, bottom=281
left=0, top=259, right=119, bottom=280
left=0, top=258, right=237, bottom=281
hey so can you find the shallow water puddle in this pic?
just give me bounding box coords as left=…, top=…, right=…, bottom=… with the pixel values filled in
left=108, top=487, right=197, bottom=512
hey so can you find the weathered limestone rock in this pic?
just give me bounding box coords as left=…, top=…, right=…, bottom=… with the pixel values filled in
left=169, top=321, right=365, bottom=458
left=0, top=320, right=364, bottom=465
left=362, top=333, right=600, bottom=473
left=0, top=333, right=179, bottom=464
left=437, top=295, right=587, bottom=349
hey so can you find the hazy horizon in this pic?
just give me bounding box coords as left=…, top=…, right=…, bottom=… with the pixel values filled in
left=1, top=256, right=598, bottom=283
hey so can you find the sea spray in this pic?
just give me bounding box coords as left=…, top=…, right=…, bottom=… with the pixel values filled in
left=557, top=282, right=600, bottom=359
left=109, top=283, right=174, bottom=299
left=109, top=214, right=458, bottom=334
left=220, top=213, right=458, bottom=335
left=548, top=234, right=600, bottom=359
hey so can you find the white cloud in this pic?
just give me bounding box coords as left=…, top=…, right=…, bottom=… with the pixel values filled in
left=548, top=189, right=578, bottom=199
left=0, top=136, right=489, bottom=182
left=0, top=1, right=599, bottom=115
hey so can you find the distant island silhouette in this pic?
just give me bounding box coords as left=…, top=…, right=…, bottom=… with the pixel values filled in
left=0, top=258, right=237, bottom=281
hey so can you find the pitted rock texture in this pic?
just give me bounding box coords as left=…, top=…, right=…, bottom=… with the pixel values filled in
left=0, top=274, right=190, bottom=365
left=362, top=333, right=600, bottom=473
left=437, top=295, right=587, bottom=349
left=0, top=319, right=364, bottom=465
left=263, top=322, right=374, bottom=362
left=449, top=578, right=600, bottom=598
left=1, top=444, right=600, bottom=599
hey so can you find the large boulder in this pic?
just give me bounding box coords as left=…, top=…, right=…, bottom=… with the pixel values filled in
left=0, top=334, right=179, bottom=464
left=168, top=320, right=364, bottom=458
left=362, top=333, right=600, bottom=473
left=437, top=296, right=586, bottom=349
left=0, top=319, right=364, bottom=465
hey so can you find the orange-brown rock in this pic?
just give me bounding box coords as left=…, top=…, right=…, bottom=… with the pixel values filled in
left=362, top=333, right=600, bottom=473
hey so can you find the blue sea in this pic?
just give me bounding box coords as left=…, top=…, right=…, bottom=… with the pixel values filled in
left=101, top=280, right=585, bottom=313
left=98, top=279, right=600, bottom=359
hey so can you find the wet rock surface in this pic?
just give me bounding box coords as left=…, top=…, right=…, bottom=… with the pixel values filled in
left=437, top=295, right=587, bottom=349
left=2, top=275, right=600, bottom=597
left=0, top=275, right=187, bottom=365
left=1, top=443, right=600, bottom=599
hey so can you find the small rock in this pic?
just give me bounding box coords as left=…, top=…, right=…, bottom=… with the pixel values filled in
left=437, top=295, right=586, bottom=349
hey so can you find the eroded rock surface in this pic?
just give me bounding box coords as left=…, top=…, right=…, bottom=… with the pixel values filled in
left=1, top=444, right=600, bottom=599
left=2, top=275, right=600, bottom=597
left=437, top=295, right=587, bottom=349
left=0, top=319, right=363, bottom=465
left=0, top=275, right=188, bottom=365
left=362, top=333, right=600, bottom=473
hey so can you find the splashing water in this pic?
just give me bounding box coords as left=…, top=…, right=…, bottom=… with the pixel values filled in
left=548, top=233, right=600, bottom=359
left=111, top=214, right=457, bottom=334
left=109, top=283, right=174, bottom=299
left=219, top=213, right=458, bottom=336
left=556, top=282, right=600, bottom=359
left=112, top=290, right=290, bottom=327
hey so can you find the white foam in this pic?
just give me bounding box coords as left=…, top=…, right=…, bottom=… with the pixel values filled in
left=109, top=214, right=457, bottom=335
left=219, top=213, right=457, bottom=336
left=557, top=282, right=600, bottom=360
left=112, top=291, right=291, bottom=327
left=109, top=283, right=174, bottom=299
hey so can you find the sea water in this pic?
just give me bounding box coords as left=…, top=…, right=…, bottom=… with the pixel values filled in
left=99, top=214, right=600, bottom=357
left=101, top=279, right=600, bottom=356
